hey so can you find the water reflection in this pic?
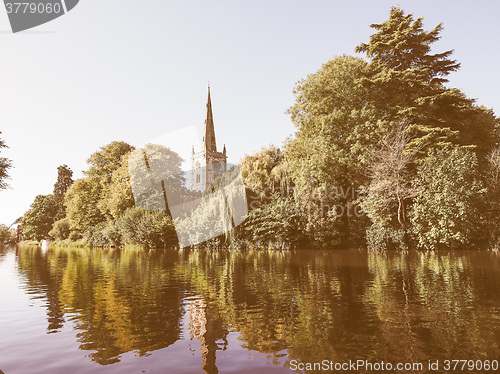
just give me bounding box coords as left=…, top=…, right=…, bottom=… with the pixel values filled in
left=188, top=297, right=228, bottom=373
left=4, top=246, right=500, bottom=373
left=0, top=244, right=10, bottom=262
left=15, top=246, right=184, bottom=365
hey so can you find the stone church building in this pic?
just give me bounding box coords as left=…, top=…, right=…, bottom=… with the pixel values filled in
left=190, top=86, right=227, bottom=191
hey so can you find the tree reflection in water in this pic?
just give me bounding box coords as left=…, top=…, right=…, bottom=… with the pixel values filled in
left=12, top=245, right=500, bottom=373
left=16, top=246, right=184, bottom=365
left=188, top=297, right=228, bottom=373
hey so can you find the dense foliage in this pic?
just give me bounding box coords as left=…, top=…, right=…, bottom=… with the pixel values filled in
left=0, top=131, right=12, bottom=191
left=21, top=194, right=58, bottom=241
left=53, top=165, right=73, bottom=220
left=17, top=7, right=500, bottom=250
left=0, top=223, right=10, bottom=243
left=234, top=7, right=499, bottom=250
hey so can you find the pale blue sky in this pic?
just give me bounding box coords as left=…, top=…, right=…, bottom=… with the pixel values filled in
left=0, top=0, right=499, bottom=226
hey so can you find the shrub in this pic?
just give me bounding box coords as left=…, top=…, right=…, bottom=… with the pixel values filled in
left=409, top=146, right=485, bottom=249
left=49, top=218, right=71, bottom=241
left=118, top=207, right=178, bottom=249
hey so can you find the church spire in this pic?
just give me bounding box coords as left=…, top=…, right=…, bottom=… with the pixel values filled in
left=203, top=84, right=217, bottom=153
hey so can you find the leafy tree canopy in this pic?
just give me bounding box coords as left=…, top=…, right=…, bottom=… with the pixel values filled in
left=0, top=132, right=12, bottom=191
left=0, top=224, right=10, bottom=243
left=85, top=141, right=135, bottom=183
left=65, top=177, right=106, bottom=236
left=53, top=164, right=74, bottom=220
left=355, top=7, right=459, bottom=82
left=21, top=194, right=57, bottom=241
left=54, top=164, right=73, bottom=198
left=355, top=7, right=498, bottom=159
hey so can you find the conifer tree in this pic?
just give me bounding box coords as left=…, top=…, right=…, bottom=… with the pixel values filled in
left=53, top=164, right=73, bottom=220
left=356, top=7, right=498, bottom=160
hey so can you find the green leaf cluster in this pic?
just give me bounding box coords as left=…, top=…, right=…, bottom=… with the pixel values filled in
left=0, top=131, right=12, bottom=191
left=241, top=7, right=499, bottom=250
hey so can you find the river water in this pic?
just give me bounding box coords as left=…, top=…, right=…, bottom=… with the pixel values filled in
left=1, top=245, right=500, bottom=373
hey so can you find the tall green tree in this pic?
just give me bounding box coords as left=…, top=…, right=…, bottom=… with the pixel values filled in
left=0, top=132, right=12, bottom=190
left=354, top=7, right=498, bottom=249
left=356, top=7, right=459, bottom=83
left=102, top=151, right=136, bottom=220
left=21, top=165, right=74, bottom=241
left=284, top=7, right=498, bottom=249
left=285, top=55, right=374, bottom=246
left=85, top=141, right=135, bottom=183
left=65, top=177, right=105, bottom=237
left=82, top=141, right=135, bottom=221
left=0, top=224, right=10, bottom=243
left=355, top=7, right=498, bottom=160
left=53, top=164, right=73, bottom=220
left=21, top=194, right=58, bottom=241
left=286, top=55, right=373, bottom=187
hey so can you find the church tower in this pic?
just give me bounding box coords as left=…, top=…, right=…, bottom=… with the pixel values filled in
left=190, top=85, right=227, bottom=191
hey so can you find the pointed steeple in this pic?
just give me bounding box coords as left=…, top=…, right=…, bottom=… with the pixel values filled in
left=203, top=84, right=217, bottom=153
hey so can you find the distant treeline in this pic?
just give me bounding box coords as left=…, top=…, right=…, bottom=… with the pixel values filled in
left=19, top=7, right=500, bottom=250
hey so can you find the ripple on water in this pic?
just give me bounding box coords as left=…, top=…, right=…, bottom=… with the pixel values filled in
left=1, top=246, right=500, bottom=373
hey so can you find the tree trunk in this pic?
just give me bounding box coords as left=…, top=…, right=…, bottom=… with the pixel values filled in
left=397, top=196, right=406, bottom=229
